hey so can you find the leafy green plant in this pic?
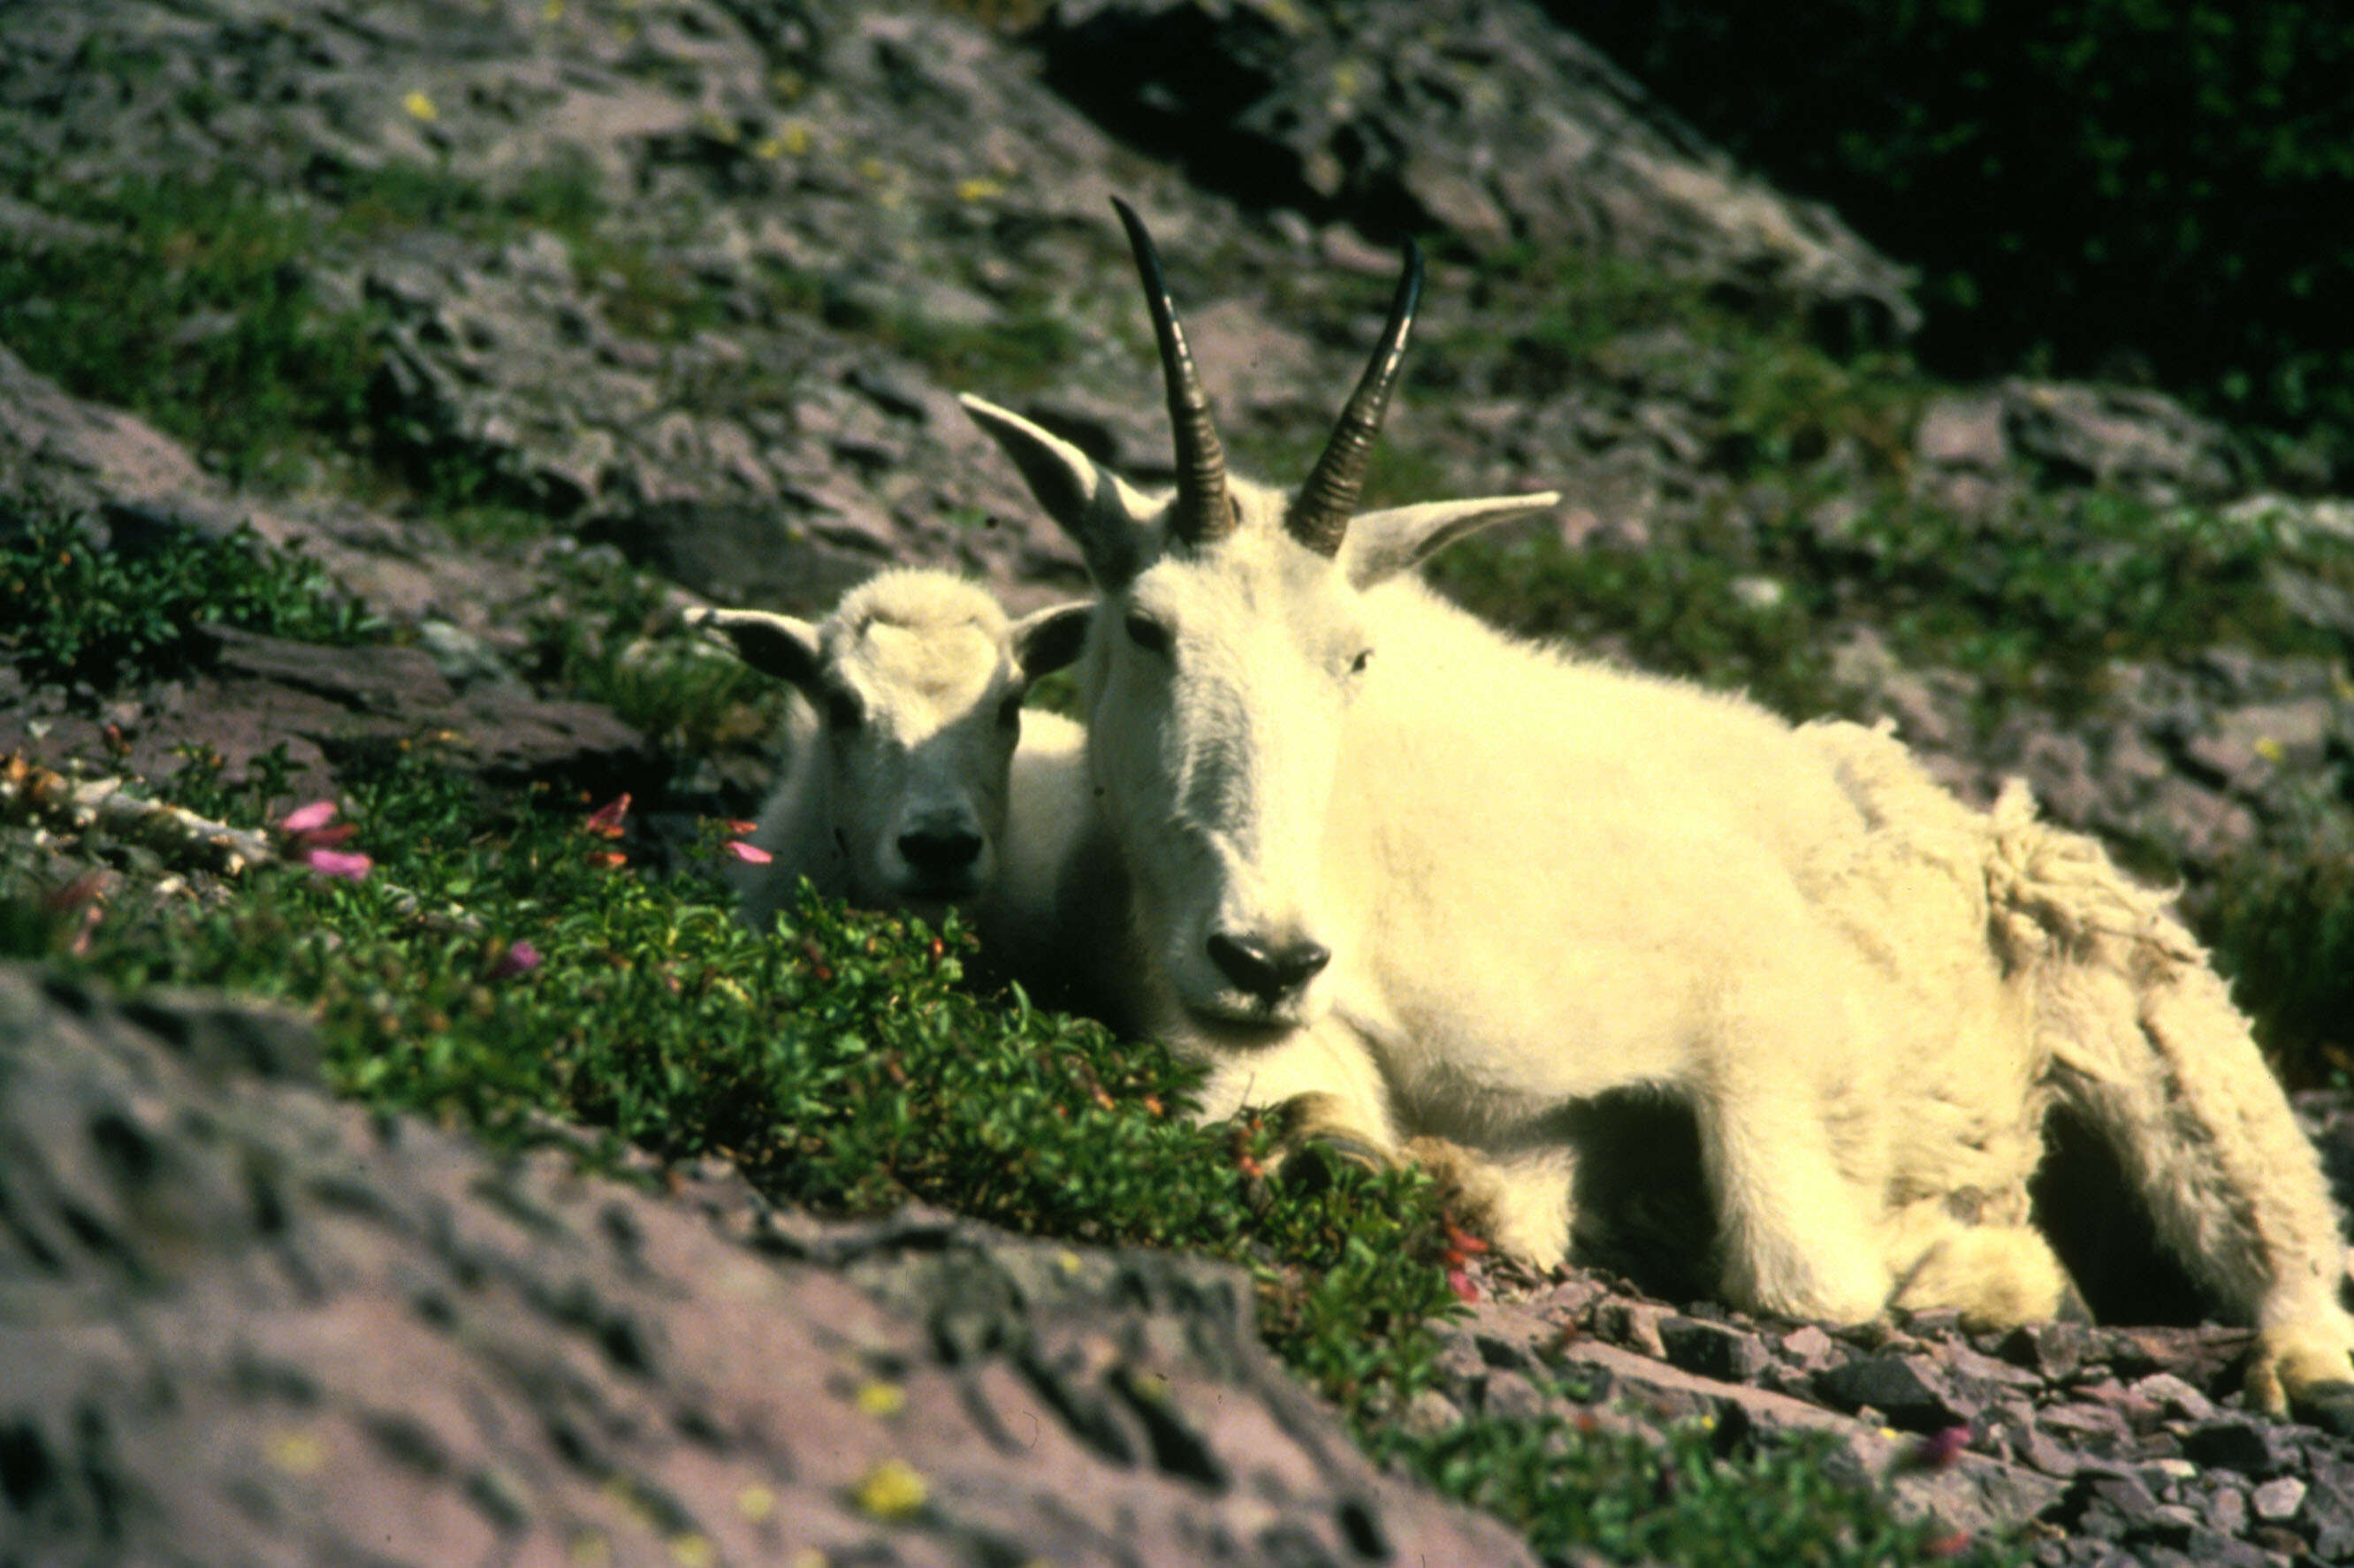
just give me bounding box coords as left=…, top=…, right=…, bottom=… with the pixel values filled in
left=1383, top=1401, right=2023, bottom=1567
left=0, top=506, right=379, bottom=694
left=522, top=545, right=785, bottom=753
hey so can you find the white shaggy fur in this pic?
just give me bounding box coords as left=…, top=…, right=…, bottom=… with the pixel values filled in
left=959, top=267, right=2354, bottom=1423
left=689, top=571, right=1090, bottom=986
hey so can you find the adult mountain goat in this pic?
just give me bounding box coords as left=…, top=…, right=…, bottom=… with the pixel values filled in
left=958, top=199, right=2354, bottom=1430
left=691, top=571, right=1090, bottom=985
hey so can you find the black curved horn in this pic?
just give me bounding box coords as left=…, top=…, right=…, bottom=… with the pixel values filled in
left=1111, top=197, right=1235, bottom=548
left=1285, top=239, right=1423, bottom=558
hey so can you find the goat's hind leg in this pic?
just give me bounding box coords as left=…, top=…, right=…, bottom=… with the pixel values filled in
left=1885, top=1197, right=2088, bottom=1328
left=2048, top=932, right=2354, bottom=1433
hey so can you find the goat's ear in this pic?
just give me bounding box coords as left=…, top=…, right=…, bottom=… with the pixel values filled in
left=1009, top=601, right=1092, bottom=681
left=961, top=394, right=1153, bottom=589
left=688, top=607, right=824, bottom=691
left=1342, top=491, right=1561, bottom=588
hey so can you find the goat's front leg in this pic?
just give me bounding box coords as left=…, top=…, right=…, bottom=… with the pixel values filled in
left=1189, top=1018, right=1400, bottom=1166
left=1402, top=1138, right=1578, bottom=1271
left=1694, top=981, right=1896, bottom=1323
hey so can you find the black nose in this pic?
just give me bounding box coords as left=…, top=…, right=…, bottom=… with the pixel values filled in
left=898, top=826, right=983, bottom=880
left=1207, top=932, right=1330, bottom=1003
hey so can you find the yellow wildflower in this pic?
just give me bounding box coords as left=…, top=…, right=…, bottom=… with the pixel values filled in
left=852, top=1459, right=928, bottom=1520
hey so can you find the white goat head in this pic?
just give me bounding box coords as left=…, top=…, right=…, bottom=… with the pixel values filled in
left=693, top=571, right=1088, bottom=914
left=963, top=201, right=1556, bottom=1032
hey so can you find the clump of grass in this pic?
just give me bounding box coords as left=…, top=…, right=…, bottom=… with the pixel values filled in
left=329, top=156, right=606, bottom=241
left=1777, top=491, right=2347, bottom=710
left=0, top=171, right=381, bottom=486
left=522, top=545, right=783, bottom=753
left=1382, top=1402, right=2022, bottom=1567
left=1435, top=487, right=2352, bottom=729
left=0, top=506, right=379, bottom=695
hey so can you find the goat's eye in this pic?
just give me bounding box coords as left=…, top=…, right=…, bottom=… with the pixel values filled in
left=998, top=690, right=1025, bottom=729
left=1349, top=647, right=1374, bottom=675
left=824, top=688, right=862, bottom=730
left=1124, top=614, right=1172, bottom=656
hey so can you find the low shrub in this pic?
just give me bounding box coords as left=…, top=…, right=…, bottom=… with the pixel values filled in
left=0, top=506, right=379, bottom=695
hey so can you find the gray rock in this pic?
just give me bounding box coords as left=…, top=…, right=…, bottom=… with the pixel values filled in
left=1914, top=392, right=2009, bottom=471
left=2000, top=1321, right=2099, bottom=1382
left=1031, top=0, right=1919, bottom=342
left=1815, top=1354, right=1969, bottom=1433
left=2305, top=1457, right=2354, bottom=1561
left=2250, top=1476, right=2306, bottom=1523
left=2000, top=379, right=2244, bottom=502
left=2183, top=1415, right=2297, bottom=1477
left=1657, top=1314, right=1771, bottom=1382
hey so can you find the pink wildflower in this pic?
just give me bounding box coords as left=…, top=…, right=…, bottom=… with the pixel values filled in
left=279, top=801, right=371, bottom=880
left=1446, top=1267, right=1480, bottom=1305
left=725, top=841, right=773, bottom=864
left=1900, top=1425, right=1971, bottom=1474
left=280, top=800, right=339, bottom=835
left=43, top=869, right=113, bottom=955
left=487, top=939, right=543, bottom=980
left=584, top=793, right=631, bottom=838
left=302, top=849, right=374, bottom=880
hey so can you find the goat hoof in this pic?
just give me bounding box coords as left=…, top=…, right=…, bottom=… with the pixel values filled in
left=2291, top=1381, right=2354, bottom=1439
left=1306, top=1132, right=1390, bottom=1172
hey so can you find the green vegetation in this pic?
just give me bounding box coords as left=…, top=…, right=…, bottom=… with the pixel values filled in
left=1564, top=1, right=2354, bottom=454
left=0, top=506, right=378, bottom=694
left=524, top=543, right=787, bottom=755
left=1383, top=1404, right=2006, bottom=1568
left=0, top=172, right=380, bottom=487
left=1436, top=488, right=2354, bottom=727
left=3, top=754, right=1459, bottom=1418
left=0, top=156, right=1081, bottom=512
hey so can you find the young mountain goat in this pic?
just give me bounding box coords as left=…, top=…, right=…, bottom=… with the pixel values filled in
left=957, top=198, right=2354, bottom=1430
left=689, top=571, right=1090, bottom=985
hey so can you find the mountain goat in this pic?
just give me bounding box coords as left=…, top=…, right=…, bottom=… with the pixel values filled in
left=690, top=571, right=1092, bottom=987
left=957, top=198, right=2354, bottom=1430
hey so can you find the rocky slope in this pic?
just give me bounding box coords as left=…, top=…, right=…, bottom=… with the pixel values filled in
left=6, top=1, right=2354, bottom=1564
left=0, top=962, right=1535, bottom=1565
